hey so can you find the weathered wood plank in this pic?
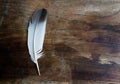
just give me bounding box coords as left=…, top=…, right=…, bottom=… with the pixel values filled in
left=0, top=0, right=120, bottom=84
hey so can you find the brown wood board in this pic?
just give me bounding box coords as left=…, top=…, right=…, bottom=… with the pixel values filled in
left=0, top=0, right=120, bottom=84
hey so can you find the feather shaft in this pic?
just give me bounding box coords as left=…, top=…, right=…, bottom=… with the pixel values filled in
left=35, top=60, right=40, bottom=75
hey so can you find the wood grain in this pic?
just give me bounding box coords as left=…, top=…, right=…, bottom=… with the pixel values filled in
left=0, top=0, right=120, bottom=84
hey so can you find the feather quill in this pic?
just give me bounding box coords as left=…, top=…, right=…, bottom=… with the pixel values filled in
left=27, top=9, right=48, bottom=75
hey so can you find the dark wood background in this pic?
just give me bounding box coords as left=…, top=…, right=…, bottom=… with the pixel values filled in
left=0, top=0, right=120, bottom=84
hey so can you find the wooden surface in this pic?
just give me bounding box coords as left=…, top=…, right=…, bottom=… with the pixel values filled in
left=0, top=0, right=120, bottom=84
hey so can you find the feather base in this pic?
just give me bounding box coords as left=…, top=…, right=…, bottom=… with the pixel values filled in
left=35, top=60, right=41, bottom=76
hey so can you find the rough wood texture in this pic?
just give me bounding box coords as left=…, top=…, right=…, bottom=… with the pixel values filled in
left=0, top=0, right=120, bottom=84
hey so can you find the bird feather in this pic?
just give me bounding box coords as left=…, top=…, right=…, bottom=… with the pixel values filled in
left=27, top=8, right=48, bottom=75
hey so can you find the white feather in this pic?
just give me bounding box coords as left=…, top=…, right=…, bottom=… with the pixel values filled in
left=27, top=9, right=48, bottom=75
